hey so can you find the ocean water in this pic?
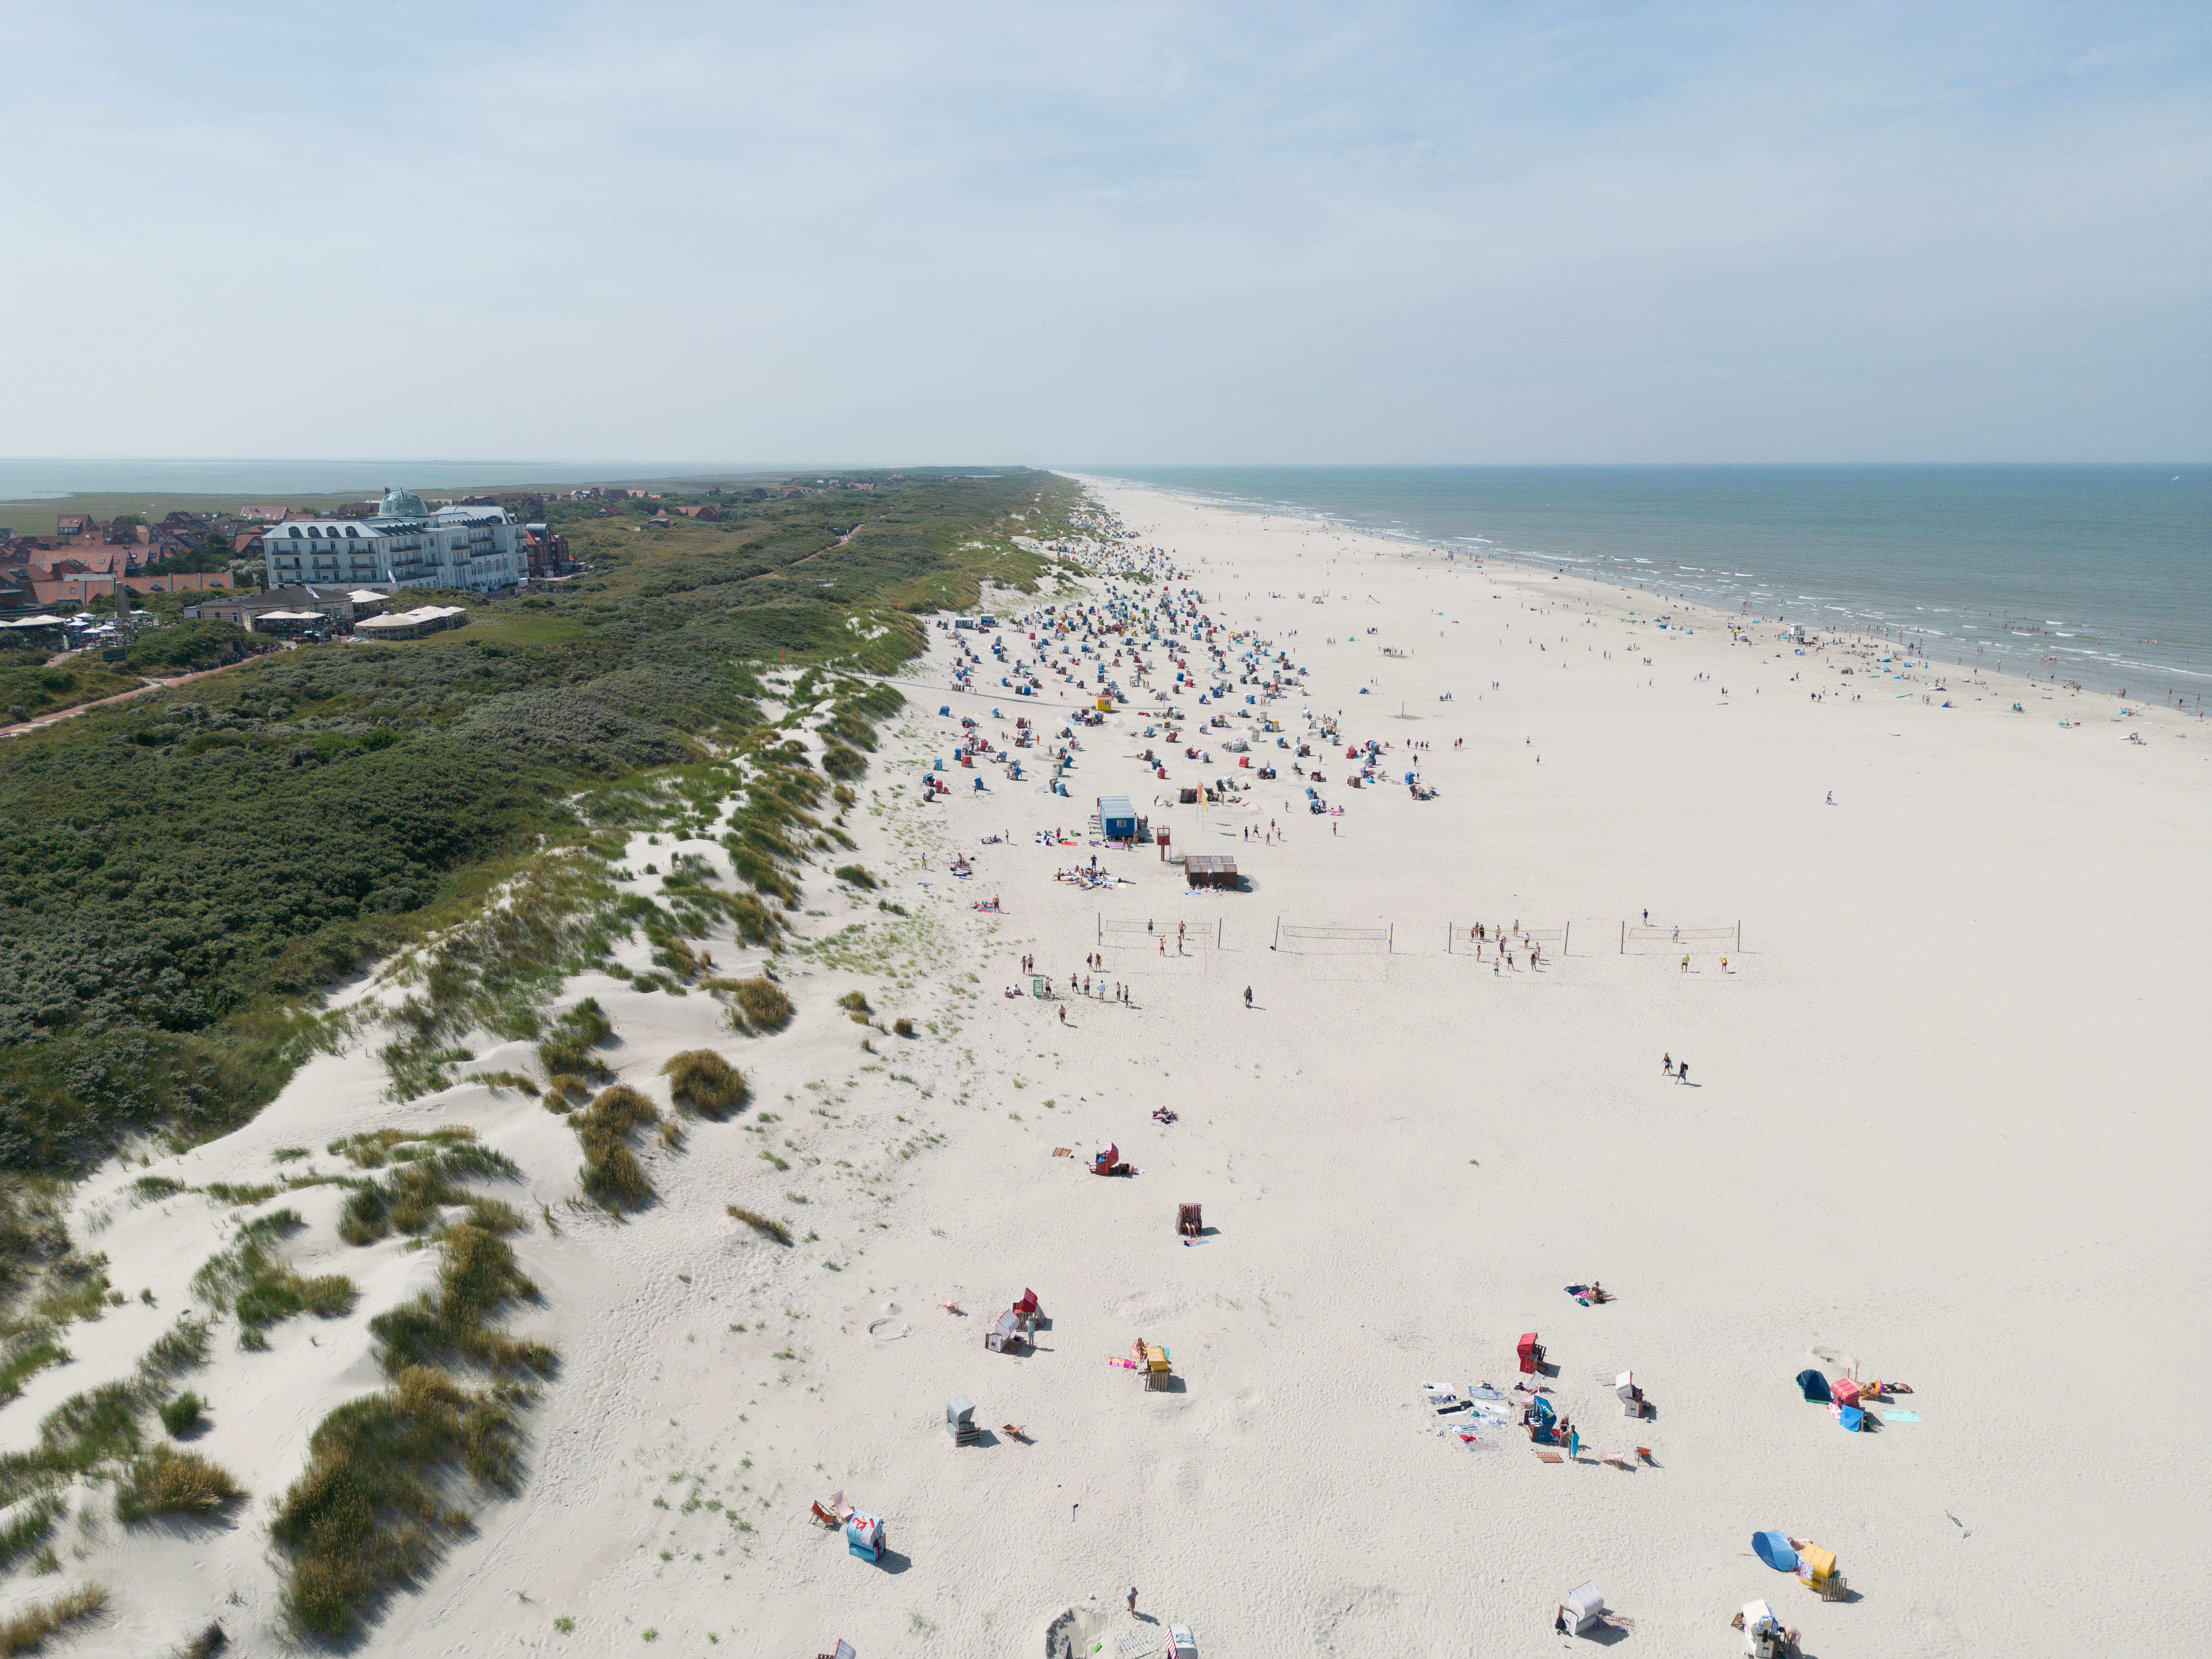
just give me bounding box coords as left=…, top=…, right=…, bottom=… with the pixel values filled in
left=1085, top=466, right=2210, bottom=702
left=0, top=458, right=698, bottom=503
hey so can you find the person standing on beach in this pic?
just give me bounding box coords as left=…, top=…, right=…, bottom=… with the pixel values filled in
left=1663, top=1053, right=1673, bottom=1076
left=1128, top=1588, right=1138, bottom=1615
left=1678, top=1060, right=1689, bottom=1084
left=1244, top=986, right=1253, bottom=1008
left=1680, top=954, right=1690, bottom=973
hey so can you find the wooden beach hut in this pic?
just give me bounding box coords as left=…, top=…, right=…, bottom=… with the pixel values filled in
left=1184, top=854, right=1238, bottom=891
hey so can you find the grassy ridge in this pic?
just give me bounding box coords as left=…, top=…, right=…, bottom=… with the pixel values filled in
left=0, top=469, right=1082, bottom=1180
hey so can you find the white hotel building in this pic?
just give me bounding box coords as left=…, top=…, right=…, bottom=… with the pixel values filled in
left=261, top=487, right=523, bottom=594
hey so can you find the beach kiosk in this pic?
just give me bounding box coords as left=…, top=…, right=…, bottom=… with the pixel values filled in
left=1097, top=794, right=1137, bottom=842
left=987, top=1310, right=1023, bottom=1354
left=1517, top=1332, right=1545, bottom=1375
left=1168, top=1626, right=1197, bottom=1659
left=1091, top=1142, right=1123, bottom=1176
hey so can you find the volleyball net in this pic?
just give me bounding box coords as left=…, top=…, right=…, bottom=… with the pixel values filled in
left=1622, top=922, right=1739, bottom=954
left=1448, top=923, right=1567, bottom=954
left=1274, top=921, right=1392, bottom=954
left=1100, top=917, right=1220, bottom=948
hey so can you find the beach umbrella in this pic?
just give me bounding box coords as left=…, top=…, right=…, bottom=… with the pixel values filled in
left=1752, top=1531, right=1797, bottom=1572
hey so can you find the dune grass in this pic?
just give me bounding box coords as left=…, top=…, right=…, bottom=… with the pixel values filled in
left=537, top=997, right=614, bottom=1080
left=725, top=1205, right=792, bottom=1246
left=333, top=1132, right=524, bottom=1246
left=0, top=1339, right=67, bottom=1405
left=574, top=1085, right=659, bottom=1211
left=114, top=1445, right=242, bottom=1522
left=0, top=1583, right=105, bottom=1652
left=723, top=977, right=792, bottom=1033
left=272, top=1364, right=528, bottom=1639
left=659, top=1050, right=746, bottom=1117
left=0, top=1498, right=60, bottom=1571
left=275, top=1208, right=555, bottom=1637
left=192, top=1210, right=356, bottom=1346
left=368, top=1224, right=552, bottom=1377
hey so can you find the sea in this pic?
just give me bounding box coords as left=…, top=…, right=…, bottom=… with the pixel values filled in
left=0, top=458, right=670, bottom=501
left=1083, top=466, right=2210, bottom=703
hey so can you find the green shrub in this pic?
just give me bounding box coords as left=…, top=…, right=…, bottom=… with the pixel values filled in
left=123, top=619, right=248, bottom=673
left=893, top=1017, right=917, bottom=1038
left=659, top=1051, right=745, bottom=1117
left=832, top=864, right=876, bottom=889
left=158, top=1392, right=204, bottom=1435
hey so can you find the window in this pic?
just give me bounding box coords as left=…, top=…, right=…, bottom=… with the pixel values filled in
left=288, top=527, right=303, bottom=539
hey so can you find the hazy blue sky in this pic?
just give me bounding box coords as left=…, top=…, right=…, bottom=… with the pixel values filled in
left=4, top=1, right=2205, bottom=463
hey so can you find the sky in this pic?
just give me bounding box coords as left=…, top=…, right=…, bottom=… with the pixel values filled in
left=3, top=1, right=2205, bottom=465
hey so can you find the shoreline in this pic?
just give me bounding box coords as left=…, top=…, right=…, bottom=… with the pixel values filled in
left=1070, top=468, right=2211, bottom=706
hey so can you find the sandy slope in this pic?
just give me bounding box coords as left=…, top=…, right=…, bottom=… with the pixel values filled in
left=5, top=478, right=2204, bottom=1658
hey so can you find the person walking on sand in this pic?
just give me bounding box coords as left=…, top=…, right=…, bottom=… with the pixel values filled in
left=1128, top=1588, right=1139, bottom=1615
left=1244, top=986, right=1253, bottom=1008
left=1663, top=1052, right=1673, bottom=1076
left=1677, top=1060, right=1689, bottom=1084
left=1680, top=953, right=1690, bottom=973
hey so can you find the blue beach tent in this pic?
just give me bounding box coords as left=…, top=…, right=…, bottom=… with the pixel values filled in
left=1838, top=1406, right=1865, bottom=1431
left=1795, top=1369, right=1830, bottom=1402
left=1753, top=1532, right=1797, bottom=1572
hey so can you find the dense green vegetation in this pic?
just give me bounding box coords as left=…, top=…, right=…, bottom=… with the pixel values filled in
left=0, top=468, right=1081, bottom=1188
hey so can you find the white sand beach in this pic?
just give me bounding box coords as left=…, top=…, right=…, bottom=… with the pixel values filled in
left=9, top=476, right=2206, bottom=1658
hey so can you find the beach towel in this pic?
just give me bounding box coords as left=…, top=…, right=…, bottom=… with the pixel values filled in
left=1881, top=1409, right=1922, bottom=1424
left=1533, top=1449, right=1564, bottom=1463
